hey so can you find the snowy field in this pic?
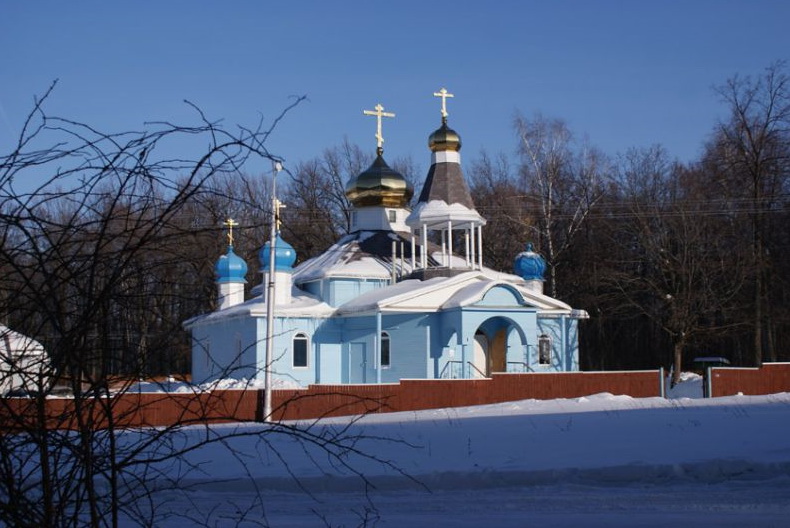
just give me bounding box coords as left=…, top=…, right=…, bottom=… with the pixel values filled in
left=126, top=374, right=790, bottom=527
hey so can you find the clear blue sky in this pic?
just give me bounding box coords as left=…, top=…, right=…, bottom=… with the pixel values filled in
left=2, top=1, right=790, bottom=179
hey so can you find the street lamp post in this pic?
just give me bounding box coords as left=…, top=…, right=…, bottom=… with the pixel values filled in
left=263, top=161, right=282, bottom=422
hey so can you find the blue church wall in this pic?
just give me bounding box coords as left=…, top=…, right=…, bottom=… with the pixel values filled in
left=381, top=313, right=431, bottom=382
left=476, top=285, right=526, bottom=307
left=300, top=280, right=321, bottom=299
left=340, top=316, right=374, bottom=384
left=437, top=329, right=458, bottom=378
left=506, top=326, right=529, bottom=371
left=191, top=317, right=258, bottom=384
left=535, top=316, right=580, bottom=372
left=191, top=305, right=579, bottom=386
left=322, top=278, right=389, bottom=307
left=338, top=313, right=433, bottom=384
left=314, top=326, right=343, bottom=384
left=257, top=316, right=332, bottom=387
left=565, top=319, right=581, bottom=370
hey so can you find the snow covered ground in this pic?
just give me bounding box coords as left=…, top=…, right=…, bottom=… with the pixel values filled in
left=128, top=374, right=790, bottom=527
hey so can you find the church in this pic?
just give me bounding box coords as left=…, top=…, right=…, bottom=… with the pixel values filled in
left=185, top=89, right=588, bottom=387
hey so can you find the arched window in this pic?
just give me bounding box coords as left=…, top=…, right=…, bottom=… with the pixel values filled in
left=293, top=333, right=309, bottom=368
left=538, top=334, right=552, bottom=365
left=381, top=332, right=391, bottom=368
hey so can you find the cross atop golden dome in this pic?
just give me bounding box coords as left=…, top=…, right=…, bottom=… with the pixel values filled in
left=363, top=103, right=395, bottom=155
left=433, top=87, right=454, bottom=123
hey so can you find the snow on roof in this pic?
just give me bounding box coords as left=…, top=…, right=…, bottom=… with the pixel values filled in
left=336, top=271, right=574, bottom=316
left=293, top=231, right=419, bottom=283
left=406, top=200, right=486, bottom=229
left=0, top=324, right=46, bottom=358
left=184, top=287, right=335, bottom=328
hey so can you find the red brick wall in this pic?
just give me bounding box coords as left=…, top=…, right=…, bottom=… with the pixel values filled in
left=0, top=390, right=259, bottom=432
left=271, top=371, right=661, bottom=421
left=1, top=371, right=662, bottom=430
left=710, top=363, right=790, bottom=397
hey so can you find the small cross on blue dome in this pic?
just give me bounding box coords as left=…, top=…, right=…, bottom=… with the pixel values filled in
left=216, top=246, right=248, bottom=283
left=259, top=232, right=297, bottom=272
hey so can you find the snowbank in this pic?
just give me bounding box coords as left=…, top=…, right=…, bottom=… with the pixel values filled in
left=128, top=390, right=790, bottom=527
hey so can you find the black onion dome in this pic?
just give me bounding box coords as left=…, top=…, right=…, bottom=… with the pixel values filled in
left=345, top=154, right=414, bottom=208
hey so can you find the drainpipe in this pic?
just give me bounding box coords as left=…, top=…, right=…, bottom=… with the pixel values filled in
left=462, top=337, right=468, bottom=379
left=426, top=324, right=431, bottom=378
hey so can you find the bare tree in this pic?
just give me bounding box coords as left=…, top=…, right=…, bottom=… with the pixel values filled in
left=0, top=85, right=418, bottom=527
left=706, top=61, right=790, bottom=365
left=469, top=150, right=534, bottom=272
left=515, top=113, right=606, bottom=297
left=602, top=147, right=745, bottom=383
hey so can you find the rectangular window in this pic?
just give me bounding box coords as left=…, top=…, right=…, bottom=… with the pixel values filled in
left=293, top=333, right=308, bottom=368
left=538, top=334, right=551, bottom=365
left=388, top=210, right=397, bottom=222
left=381, top=332, right=391, bottom=368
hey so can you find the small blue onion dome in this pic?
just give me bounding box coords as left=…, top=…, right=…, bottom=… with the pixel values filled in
left=514, top=243, right=546, bottom=281
left=215, top=246, right=248, bottom=283
left=259, top=232, right=297, bottom=272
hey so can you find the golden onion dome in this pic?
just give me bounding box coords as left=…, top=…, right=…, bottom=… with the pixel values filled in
left=345, top=153, right=414, bottom=208
left=428, top=122, right=462, bottom=152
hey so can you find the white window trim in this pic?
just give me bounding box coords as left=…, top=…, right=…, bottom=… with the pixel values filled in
left=293, top=332, right=310, bottom=369
left=537, top=334, right=552, bottom=366
left=381, top=331, right=391, bottom=369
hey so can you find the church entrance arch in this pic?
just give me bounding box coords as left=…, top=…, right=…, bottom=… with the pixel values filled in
left=473, top=316, right=526, bottom=376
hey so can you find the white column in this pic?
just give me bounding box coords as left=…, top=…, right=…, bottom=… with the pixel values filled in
left=421, top=223, right=428, bottom=268
left=470, top=227, right=476, bottom=270
left=411, top=233, right=416, bottom=270
left=477, top=224, right=483, bottom=269
left=464, top=230, right=470, bottom=267
left=447, top=220, right=453, bottom=269
left=441, top=230, right=446, bottom=267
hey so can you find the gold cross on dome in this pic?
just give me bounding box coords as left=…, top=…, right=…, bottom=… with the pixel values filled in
left=223, top=218, right=239, bottom=246
left=274, top=198, right=286, bottom=231
left=433, top=87, right=454, bottom=120
left=363, top=103, right=395, bottom=152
